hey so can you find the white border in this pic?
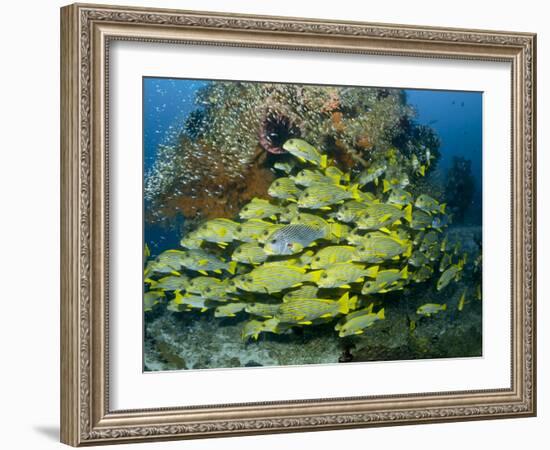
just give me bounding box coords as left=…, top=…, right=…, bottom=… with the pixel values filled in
left=109, top=41, right=511, bottom=410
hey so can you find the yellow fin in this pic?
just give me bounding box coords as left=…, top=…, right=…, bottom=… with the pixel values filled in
left=383, top=179, right=391, bottom=193
left=320, top=154, right=328, bottom=169
left=377, top=308, right=385, bottom=320
left=404, top=204, right=413, bottom=223
left=198, top=270, right=208, bottom=276
left=298, top=320, right=313, bottom=325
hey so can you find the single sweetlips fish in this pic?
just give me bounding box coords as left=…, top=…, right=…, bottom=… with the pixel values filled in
left=355, top=203, right=412, bottom=232
left=437, top=260, right=464, bottom=291
left=336, top=307, right=385, bottom=337
left=231, top=242, right=268, bottom=265
left=273, top=160, right=298, bottom=174
left=412, top=264, right=433, bottom=283
left=179, top=231, right=203, bottom=250
left=432, top=214, right=452, bottom=230
left=186, top=276, right=230, bottom=300
left=146, top=274, right=190, bottom=291
left=214, top=302, right=248, bottom=318
left=382, top=174, right=410, bottom=191
left=241, top=318, right=283, bottom=341
left=419, top=231, right=439, bottom=252
left=297, top=183, right=360, bottom=210
left=144, top=291, right=164, bottom=312
left=245, top=302, right=281, bottom=318
left=386, top=186, right=413, bottom=206
left=239, top=198, right=283, bottom=220
left=275, top=292, right=353, bottom=325
left=415, top=194, right=446, bottom=215
left=173, top=292, right=217, bottom=312
left=268, top=176, right=301, bottom=201
left=156, top=249, right=189, bottom=271
left=425, top=244, right=440, bottom=262
left=352, top=233, right=412, bottom=262
left=177, top=249, right=236, bottom=275
left=144, top=259, right=181, bottom=278
left=235, top=219, right=276, bottom=243
left=292, top=168, right=340, bottom=187
left=411, top=154, right=427, bottom=177
left=361, top=266, right=409, bottom=294
left=408, top=250, right=430, bottom=268
left=282, top=138, right=328, bottom=168
left=335, top=200, right=370, bottom=223
left=194, top=218, right=240, bottom=247
left=264, top=224, right=326, bottom=256
left=416, top=303, right=447, bottom=317
left=282, top=284, right=319, bottom=302
left=356, top=164, right=387, bottom=186
left=290, top=213, right=348, bottom=241
left=310, top=245, right=358, bottom=269
left=316, top=262, right=379, bottom=289
left=230, top=265, right=322, bottom=294
left=410, top=209, right=433, bottom=231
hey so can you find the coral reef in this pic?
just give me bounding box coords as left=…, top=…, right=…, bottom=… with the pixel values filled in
left=145, top=82, right=441, bottom=228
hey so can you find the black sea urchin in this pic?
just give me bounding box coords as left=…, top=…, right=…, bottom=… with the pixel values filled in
left=258, top=112, right=301, bottom=154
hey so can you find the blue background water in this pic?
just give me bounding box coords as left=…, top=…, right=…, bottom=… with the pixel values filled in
left=143, top=79, right=483, bottom=255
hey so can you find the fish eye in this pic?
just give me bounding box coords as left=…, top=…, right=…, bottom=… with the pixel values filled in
left=304, top=193, right=310, bottom=197
left=322, top=273, right=328, bottom=278
left=247, top=277, right=253, bottom=282
left=275, top=181, right=280, bottom=186
left=287, top=243, right=293, bottom=248
left=366, top=234, right=371, bottom=239
left=314, top=256, right=320, bottom=261
left=243, top=207, right=249, bottom=211
left=205, top=287, right=211, bottom=293
left=271, top=239, right=277, bottom=244
left=263, top=230, right=269, bottom=236
left=237, top=226, right=242, bottom=232
left=365, top=282, right=371, bottom=287
left=236, top=249, right=242, bottom=253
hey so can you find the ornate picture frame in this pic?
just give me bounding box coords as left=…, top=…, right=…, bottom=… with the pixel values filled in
left=60, top=3, right=536, bottom=446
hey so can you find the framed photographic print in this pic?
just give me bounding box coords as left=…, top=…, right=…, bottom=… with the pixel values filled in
left=60, top=3, right=536, bottom=446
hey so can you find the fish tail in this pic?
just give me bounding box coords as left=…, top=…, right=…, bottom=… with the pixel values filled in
left=173, top=290, right=184, bottom=305
left=400, top=266, right=409, bottom=279
left=306, top=270, right=323, bottom=283
left=377, top=308, right=385, bottom=320
left=338, top=292, right=350, bottom=314
left=320, top=154, right=328, bottom=169
left=349, top=295, right=359, bottom=310
left=442, top=304, right=447, bottom=311
left=383, top=179, right=391, bottom=193
left=348, top=184, right=360, bottom=200
left=440, top=203, right=447, bottom=214
left=404, top=204, right=413, bottom=223
left=226, top=261, right=237, bottom=275
left=366, top=265, right=379, bottom=278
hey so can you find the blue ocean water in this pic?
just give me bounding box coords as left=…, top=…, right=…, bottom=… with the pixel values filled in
left=143, top=78, right=208, bottom=172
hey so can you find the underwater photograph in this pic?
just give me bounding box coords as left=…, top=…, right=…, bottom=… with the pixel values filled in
left=143, top=78, right=483, bottom=371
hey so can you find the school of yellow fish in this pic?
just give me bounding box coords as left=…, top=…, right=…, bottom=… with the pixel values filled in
left=144, top=139, right=480, bottom=340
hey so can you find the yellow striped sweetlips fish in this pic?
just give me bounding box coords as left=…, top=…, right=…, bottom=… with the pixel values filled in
left=282, top=138, right=328, bottom=168
left=264, top=224, right=326, bottom=255
left=230, top=265, right=322, bottom=294
left=275, top=293, right=354, bottom=325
